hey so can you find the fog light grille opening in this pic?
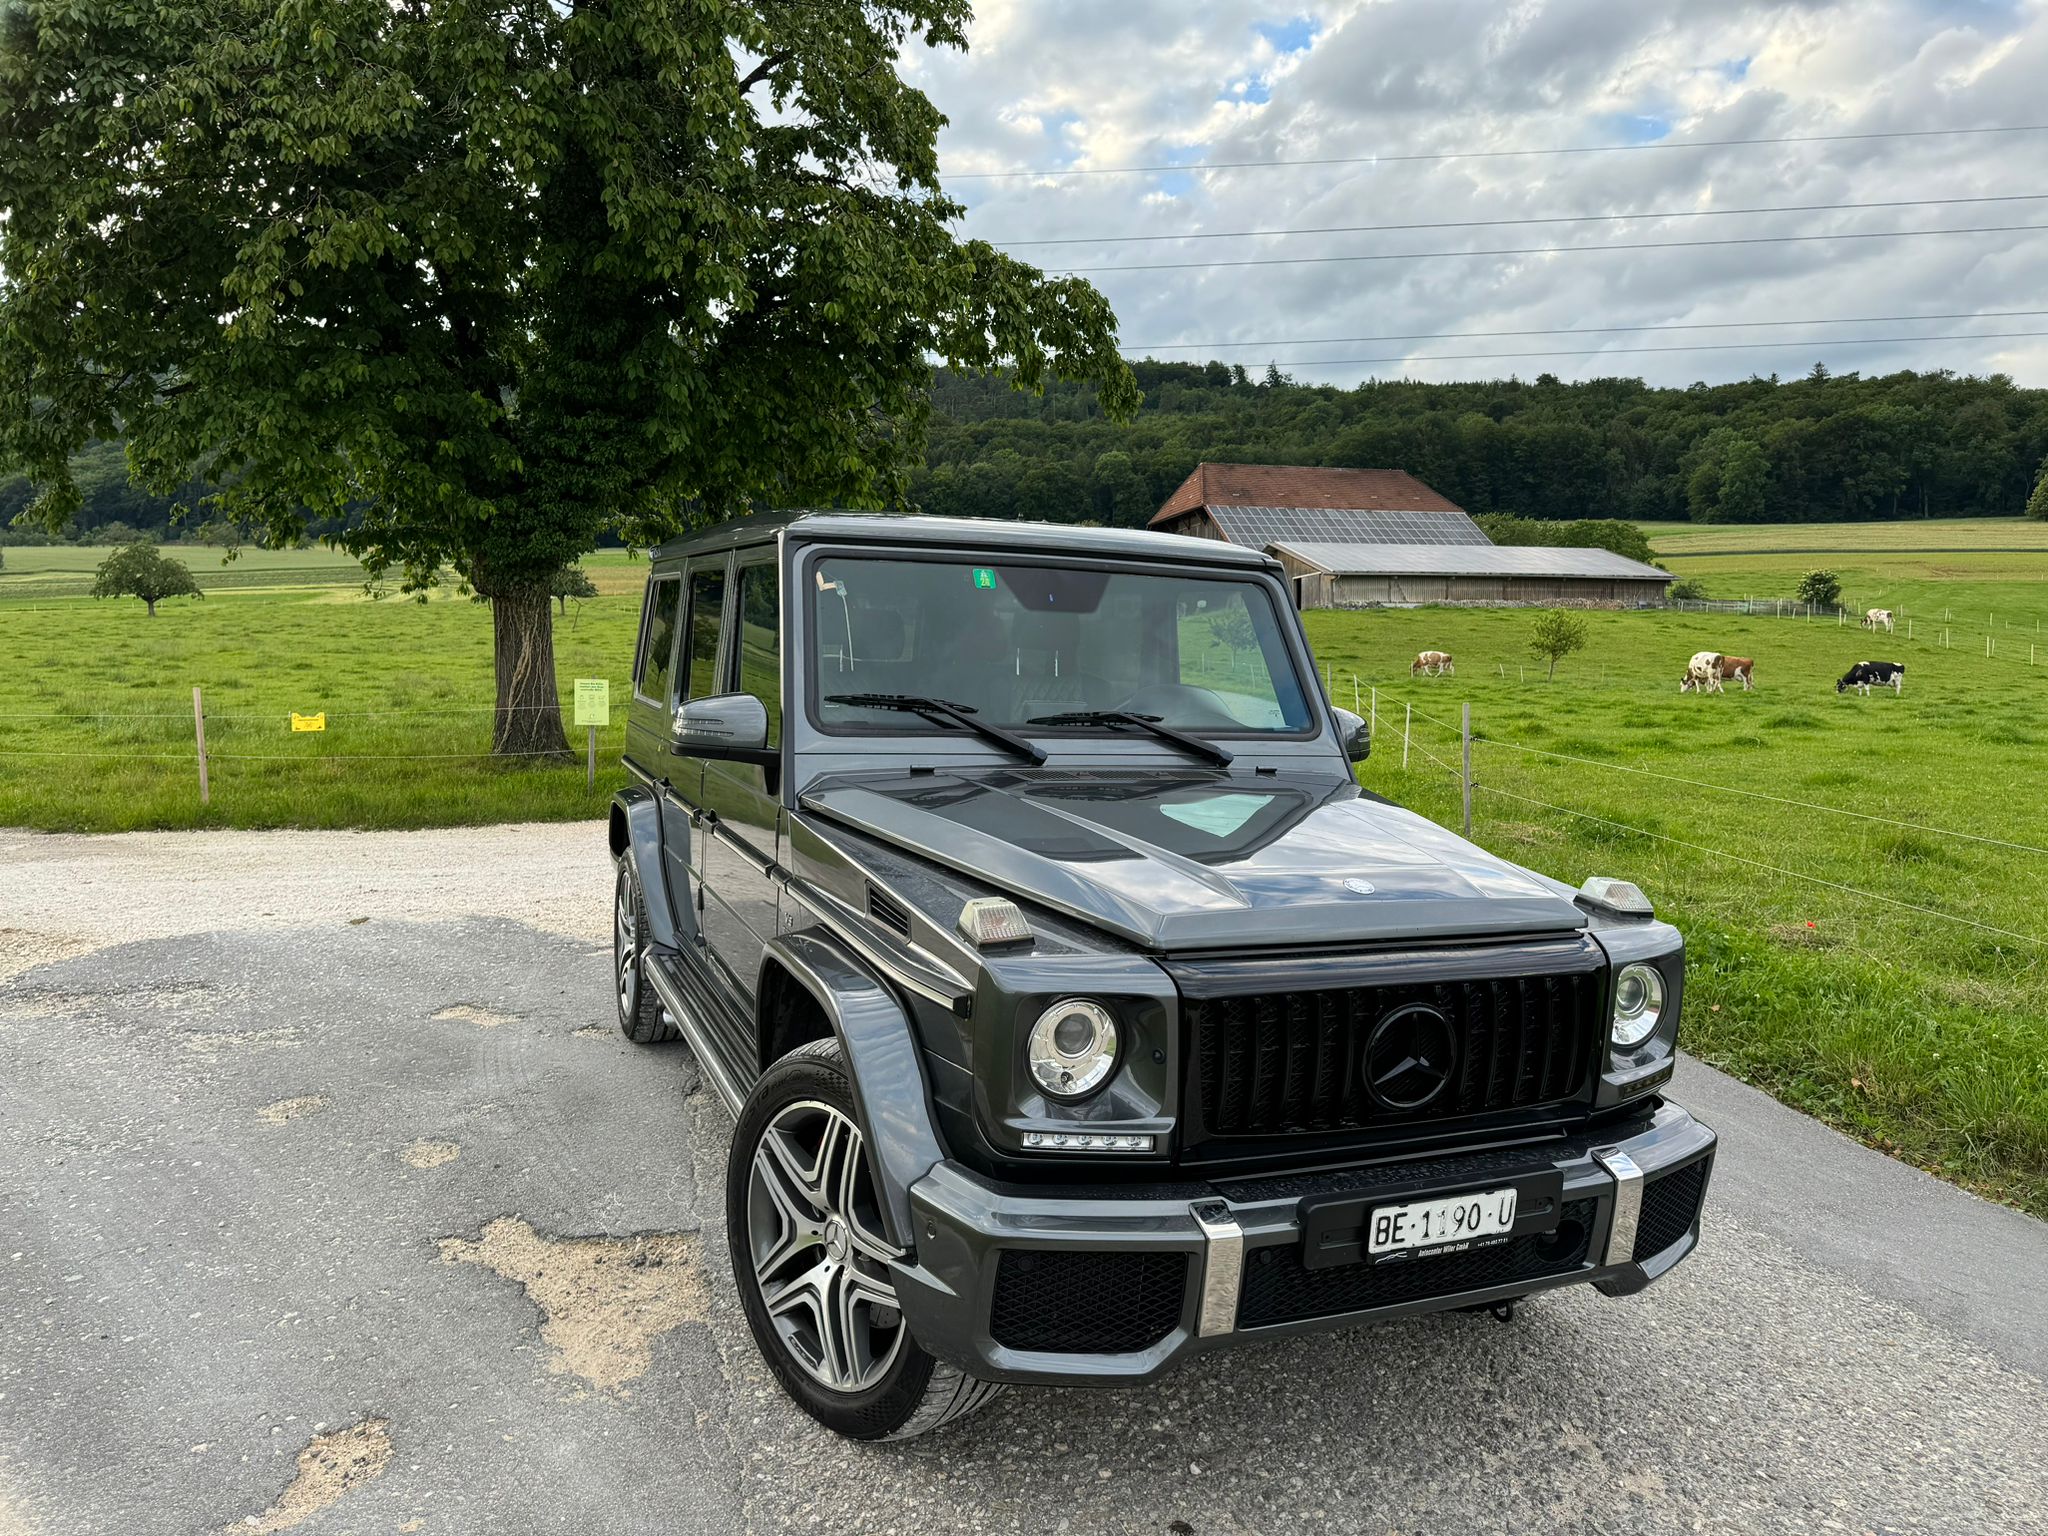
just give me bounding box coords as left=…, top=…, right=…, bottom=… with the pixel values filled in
left=989, top=1250, right=1189, bottom=1354
left=1631, top=1159, right=1709, bottom=1263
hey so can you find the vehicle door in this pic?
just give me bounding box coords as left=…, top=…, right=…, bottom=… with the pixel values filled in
left=658, top=562, right=723, bottom=954
left=630, top=569, right=700, bottom=945
left=693, top=550, right=784, bottom=1017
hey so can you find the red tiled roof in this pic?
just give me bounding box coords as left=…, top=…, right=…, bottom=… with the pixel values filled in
left=1152, top=463, right=1467, bottom=525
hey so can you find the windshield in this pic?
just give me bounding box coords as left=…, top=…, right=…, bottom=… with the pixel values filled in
left=808, top=555, right=1314, bottom=738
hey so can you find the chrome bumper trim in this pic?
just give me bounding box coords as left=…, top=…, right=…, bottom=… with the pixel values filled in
left=1593, top=1146, right=1644, bottom=1267
left=1190, top=1200, right=1244, bottom=1338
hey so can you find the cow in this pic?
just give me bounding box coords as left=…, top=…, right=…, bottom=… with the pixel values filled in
left=1679, top=650, right=1723, bottom=694
left=1718, top=656, right=1755, bottom=691
left=1412, top=650, right=1455, bottom=677
left=1837, top=660, right=1905, bottom=696
left=1863, top=608, right=1895, bottom=633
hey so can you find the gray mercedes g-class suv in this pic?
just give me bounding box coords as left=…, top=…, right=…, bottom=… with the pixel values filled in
left=608, top=511, right=1714, bottom=1440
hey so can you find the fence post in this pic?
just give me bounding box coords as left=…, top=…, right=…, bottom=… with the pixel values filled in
left=1353, top=674, right=1360, bottom=714
left=192, top=686, right=210, bottom=807
left=1369, top=685, right=1377, bottom=740
left=1461, top=703, right=1473, bottom=839
left=587, top=726, right=597, bottom=792
left=1403, top=703, right=1412, bottom=770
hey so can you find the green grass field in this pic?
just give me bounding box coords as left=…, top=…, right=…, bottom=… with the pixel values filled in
left=2, top=522, right=2044, bottom=1214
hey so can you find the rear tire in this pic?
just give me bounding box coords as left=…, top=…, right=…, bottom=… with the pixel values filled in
left=614, top=859, right=679, bottom=1044
left=728, top=1038, right=1001, bottom=1440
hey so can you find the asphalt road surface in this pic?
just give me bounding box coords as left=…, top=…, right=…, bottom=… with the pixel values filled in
left=1, top=824, right=2042, bottom=1536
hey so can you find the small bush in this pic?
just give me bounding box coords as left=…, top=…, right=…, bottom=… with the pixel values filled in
left=1796, top=569, right=1842, bottom=608
left=1668, top=576, right=1707, bottom=601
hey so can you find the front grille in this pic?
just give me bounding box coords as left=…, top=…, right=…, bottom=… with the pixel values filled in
left=989, top=1250, right=1189, bottom=1354
left=1185, top=970, right=1601, bottom=1143
left=1632, top=1158, right=1710, bottom=1262
left=1238, top=1198, right=1597, bottom=1327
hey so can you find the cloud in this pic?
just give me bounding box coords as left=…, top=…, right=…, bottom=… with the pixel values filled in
left=913, top=0, right=2048, bottom=386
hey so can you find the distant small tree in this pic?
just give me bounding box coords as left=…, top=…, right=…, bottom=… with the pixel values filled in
left=90, top=542, right=201, bottom=616
left=1668, top=576, right=1706, bottom=601
left=2027, top=462, right=2048, bottom=522
left=1796, top=569, right=1842, bottom=609
left=551, top=562, right=599, bottom=618
left=1528, top=610, right=1588, bottom=680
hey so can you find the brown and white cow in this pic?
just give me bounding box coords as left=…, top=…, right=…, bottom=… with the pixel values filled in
left=1679, top=650, right=1723, bottom=694
left=1412, top=650, right=1455, bottom=677
left=1718, top=656, right=1755, bottom=690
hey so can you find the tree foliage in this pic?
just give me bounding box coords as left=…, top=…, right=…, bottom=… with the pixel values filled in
left=551, top=562, right=598, bottom=616
left=1796, top=570, right=1843, bottom=608
left=90, top=541, right=202, bottom=615
left=1527, top=610, right=1588, bottom=680
left=2028, top=461, right=2048, bottom=522
left=0, top=0, right=1137, bottom=753
left=1472, top=515, right=1655, bottom=563
left=914, top=363, right=2048, bottom=528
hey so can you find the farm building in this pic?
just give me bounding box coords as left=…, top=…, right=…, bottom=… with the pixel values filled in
left=1266, top=541, right=1678, bottom=608
left=1151, top=462, right=1675, bottom=608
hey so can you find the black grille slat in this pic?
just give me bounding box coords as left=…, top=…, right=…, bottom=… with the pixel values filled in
left=990, top=1250, right=1189, bottom=1354
left=865, top=886, right=911, bottom=938
left=1239, top=1199, right=1598, bottom=1326
left=1632, top=1160, right=1710, bottom=1262
left=1189, top=962, right=1603, bottom=1144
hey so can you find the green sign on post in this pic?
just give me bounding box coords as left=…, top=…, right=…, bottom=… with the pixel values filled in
left=573, top=678, right=611, bottom=727
left=972, top=567, right=997, bottom=591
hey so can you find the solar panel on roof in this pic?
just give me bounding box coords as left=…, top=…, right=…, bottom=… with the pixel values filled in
left=1206, top=505, right=1491, bottom=548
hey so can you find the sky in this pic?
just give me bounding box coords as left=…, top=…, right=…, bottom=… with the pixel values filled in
left=900, top=0, right=2048, bottom=388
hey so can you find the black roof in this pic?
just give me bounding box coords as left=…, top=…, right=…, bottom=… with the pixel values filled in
left=651, top=511, right=1279, bottom=568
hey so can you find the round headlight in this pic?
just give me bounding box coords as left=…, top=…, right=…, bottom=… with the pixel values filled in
left=1611, top=963, right=1666, bottom=1049
left=1027, top=999, right=1120, bottom=1100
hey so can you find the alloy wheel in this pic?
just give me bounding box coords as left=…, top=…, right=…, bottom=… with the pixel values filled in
left=745, top=1099, right=906, bottom=1393
left=614, top=867, right=640, bottom=1018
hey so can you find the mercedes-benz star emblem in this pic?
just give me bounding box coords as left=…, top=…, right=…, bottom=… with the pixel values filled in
left=1364, top=1003, right=1458, bottom=1111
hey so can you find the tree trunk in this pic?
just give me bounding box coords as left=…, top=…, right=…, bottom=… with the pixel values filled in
left=145, top=598, right=157, bottom=616
left=490, top=587, right=571, bottom=758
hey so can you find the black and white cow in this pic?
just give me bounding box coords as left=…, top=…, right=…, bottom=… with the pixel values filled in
left=1837, top=661, right=1905, bottom=696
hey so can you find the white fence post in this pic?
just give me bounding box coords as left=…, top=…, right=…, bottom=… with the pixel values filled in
left=1461, top=703, right=1473, bottom=839
left=192, top=686, right=210, bottom=808
left=1403, top=703, right=1412, bottom=770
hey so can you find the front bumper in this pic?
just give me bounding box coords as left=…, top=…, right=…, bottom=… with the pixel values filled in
left=890, top=1100, right=1715, bottom=1385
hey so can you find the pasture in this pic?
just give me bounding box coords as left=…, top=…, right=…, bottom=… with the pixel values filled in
left=0, top=522, right=2043, bottom=1213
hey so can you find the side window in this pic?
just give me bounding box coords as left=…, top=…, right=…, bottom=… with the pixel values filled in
left=636, top=576, right=682, bottom=707
left=683, top=564, right=727, bottom=702
left=734, top=561, right=782, bottom=747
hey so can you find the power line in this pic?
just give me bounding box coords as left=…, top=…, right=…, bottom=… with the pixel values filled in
left=1120, top=308, right=2048, bottom=352
left=1055, top=220, right=2048, bottom=274
left=992, top=191, right=2048, bottom=248
left=1256, top=329, right=2048, bottom=369
left=949, top=123, right=2048, bottom=181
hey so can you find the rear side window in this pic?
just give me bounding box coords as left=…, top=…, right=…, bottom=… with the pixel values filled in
left=734, top=561, right=782, bottom=747
left=636, top=576, right=682, bottom=706
left=683, top=566, right=727, bottom=701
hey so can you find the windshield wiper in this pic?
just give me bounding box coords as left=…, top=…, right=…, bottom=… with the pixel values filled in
left=825, top=693, right=1047, bottom=766
left=1026, top=710, right=1234, bottom=767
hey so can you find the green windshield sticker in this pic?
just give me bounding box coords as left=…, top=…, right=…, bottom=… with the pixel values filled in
left=971, top=567, right=997, bottom=591
left=1159, top=793, right=1272, bottom=838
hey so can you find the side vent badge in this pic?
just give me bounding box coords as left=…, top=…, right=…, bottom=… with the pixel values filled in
left=957, top=896, right=1033, bottom=949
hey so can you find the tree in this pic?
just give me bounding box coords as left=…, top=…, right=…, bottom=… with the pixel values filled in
left=90, top=542, right=202, bottom=616
left=0, top=0, right=1138, bottom=757
left=1797, top=570, right=1842, bottom=609
left=551, top=563, right=598, bottom=617
left=2028, top=461, right=2048, bottom=521
left=1528, top=610, right=1588, bottom=679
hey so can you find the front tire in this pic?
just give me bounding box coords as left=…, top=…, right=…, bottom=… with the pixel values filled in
left=613, top=859, right=679, bottom=1044
left=727, top=1038, right=1000, bottom=1440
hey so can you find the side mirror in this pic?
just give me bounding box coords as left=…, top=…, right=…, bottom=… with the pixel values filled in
left=1332, top=706, right=1371, bottom=763
left=672, top=693, right=770, bottom=757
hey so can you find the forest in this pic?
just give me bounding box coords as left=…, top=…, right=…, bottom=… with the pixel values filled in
left=6, top=362, right=2048, bottom=542
left=915, top=362, right=2048, bottom=529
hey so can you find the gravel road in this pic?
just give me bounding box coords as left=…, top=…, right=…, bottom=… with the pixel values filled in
left=1, top=823, right=2042, bottom=1536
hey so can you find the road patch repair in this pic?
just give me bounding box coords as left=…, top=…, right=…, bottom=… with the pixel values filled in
left=223, top=1418, right=392, bottom=1535
left=438, top=1218, right=709, bottom=1392
left=0, top=824, right=2044, bottom=1535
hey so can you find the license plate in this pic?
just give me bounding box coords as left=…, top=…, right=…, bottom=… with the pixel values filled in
left=1368, top=1186, right=1518, bottom=1257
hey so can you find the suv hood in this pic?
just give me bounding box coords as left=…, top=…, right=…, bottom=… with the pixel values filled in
left=797, top=769, right=1585, bottom=952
